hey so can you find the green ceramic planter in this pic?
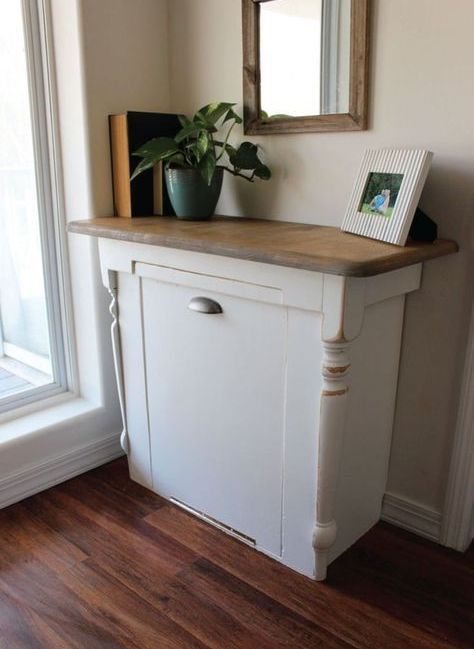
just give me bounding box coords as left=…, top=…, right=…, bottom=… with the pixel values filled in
left=165, top=166, right=224, bottom=220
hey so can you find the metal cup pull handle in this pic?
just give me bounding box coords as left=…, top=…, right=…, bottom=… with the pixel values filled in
left=188, top=296, right=223, bottom=314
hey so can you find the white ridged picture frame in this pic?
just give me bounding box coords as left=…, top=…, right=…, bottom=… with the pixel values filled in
left=342, top=149, right=433, bottom=246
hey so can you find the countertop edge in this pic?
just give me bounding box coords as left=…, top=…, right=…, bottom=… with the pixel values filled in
left=67, top=219, right=459, bottom=278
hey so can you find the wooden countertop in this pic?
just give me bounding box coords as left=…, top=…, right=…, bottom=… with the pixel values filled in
left=68, top=216, right=458, bottom=277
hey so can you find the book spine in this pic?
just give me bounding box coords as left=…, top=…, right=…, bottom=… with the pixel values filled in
left=153, top=162, right=163, bottom=215
left=109, top=114, right=132, bottom=217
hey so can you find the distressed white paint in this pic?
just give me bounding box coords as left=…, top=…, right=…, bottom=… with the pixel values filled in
left=314, top=339, right=351, bottom=579
left=99, top=237, right=423, bottom=580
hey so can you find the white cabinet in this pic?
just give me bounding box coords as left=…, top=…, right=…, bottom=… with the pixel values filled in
left=98, top=236, right=425, bottom=581
left=76, top=218, right=454, bottom=581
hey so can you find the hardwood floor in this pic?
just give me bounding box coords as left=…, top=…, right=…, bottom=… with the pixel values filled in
left=0, top=458, right=472, bottom=649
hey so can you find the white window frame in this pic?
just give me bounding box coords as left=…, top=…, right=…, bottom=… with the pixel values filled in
left=0, top=0, right=75, bottom=415
left=320, top=0, right=351, bottom=115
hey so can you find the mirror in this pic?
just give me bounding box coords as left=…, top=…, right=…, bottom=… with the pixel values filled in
left=242, top=0, right=370, bottom=134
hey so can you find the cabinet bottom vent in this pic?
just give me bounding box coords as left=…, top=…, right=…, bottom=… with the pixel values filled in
left=169, top=497, right=256, bottom=547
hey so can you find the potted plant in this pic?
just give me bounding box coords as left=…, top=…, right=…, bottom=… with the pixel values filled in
left=130, top=102, right=271, bottom=220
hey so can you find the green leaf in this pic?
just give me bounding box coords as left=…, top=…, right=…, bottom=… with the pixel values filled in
left=224, top=143, right=237, bottom=158
left=223, top=108, right=242, bottom=125
left=267, top=113, right=293, bottom=120
left=196, top=131, right=209, bottom=157
left=133, top=137, right=179, bottom=159
left=198, top=151, right=217, bottom=185
left=214, top=139, right=237, bottom=156
left=229, top=141, right=260, bottom=170
left=184, top=141, right=200, bottom=164
left=131, top=137, right=183, bottom=180
left=175, top=123, right=203, bottom=143
left=226, top=141, right=271, bottom=181
left=130, top=157, right=156, bottom=181
left=195, top=102, right=237, bottom=127
left=254, top=164, right=271, bottom=180
left=166, top=153, right=186, bottom=166
left=178, top=114, right=191, bottom=128
left=131, top=105, right=269, bottom=183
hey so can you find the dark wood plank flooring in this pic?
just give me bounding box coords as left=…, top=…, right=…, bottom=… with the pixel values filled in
left=0, top=458, right=472, bottom=648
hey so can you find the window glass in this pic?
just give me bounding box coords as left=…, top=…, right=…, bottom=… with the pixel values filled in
left=0, top=0, right=66, bottom=407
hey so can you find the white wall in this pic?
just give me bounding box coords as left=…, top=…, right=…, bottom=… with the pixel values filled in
left=54, top=0, right=170, bottom=407
left=72, top=0, right=171, bottom=409
left=63, top=0, right=171, bottom=410
left=167, top=0, right=474, bottom=515
left=60, top=0, right=170, bottom=400
left=79, top=0, right=171, bottom=216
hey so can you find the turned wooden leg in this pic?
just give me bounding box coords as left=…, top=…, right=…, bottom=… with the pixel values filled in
left=313, top=340, right=351, bottom=580
left=106, top=270, right=129, bottom=454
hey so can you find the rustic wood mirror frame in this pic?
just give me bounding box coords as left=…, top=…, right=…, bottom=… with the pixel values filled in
left=242, top=0, right=371, bottom=135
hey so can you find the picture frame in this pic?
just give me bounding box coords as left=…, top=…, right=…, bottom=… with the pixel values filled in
left=341, top=149, right=433, bottom=246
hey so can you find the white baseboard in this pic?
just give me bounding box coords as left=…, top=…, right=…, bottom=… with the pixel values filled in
left=0, top=432, right=124, bottom=510
left=0, top=440, right=446, bottom=548
left=381, top=492, right=442, bottom=543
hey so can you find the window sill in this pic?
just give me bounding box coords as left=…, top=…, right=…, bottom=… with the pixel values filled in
left=0, top=393, right=105, bottom=446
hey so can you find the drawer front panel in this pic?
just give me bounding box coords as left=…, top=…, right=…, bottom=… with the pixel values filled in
left=142, top=275, right=287, bottom=556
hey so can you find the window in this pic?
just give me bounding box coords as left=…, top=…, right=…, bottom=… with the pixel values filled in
left=0, top=0, right=70, bottom=414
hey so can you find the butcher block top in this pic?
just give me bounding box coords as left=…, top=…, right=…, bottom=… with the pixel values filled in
left=68, top=216, right=458, bottom=277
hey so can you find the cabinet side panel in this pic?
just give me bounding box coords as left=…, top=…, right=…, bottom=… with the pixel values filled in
left=118, top=272, right=152, bottom=488
left=329, top=295, right=405, bottom=561
left=282, top=309, right=322, bottom=578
